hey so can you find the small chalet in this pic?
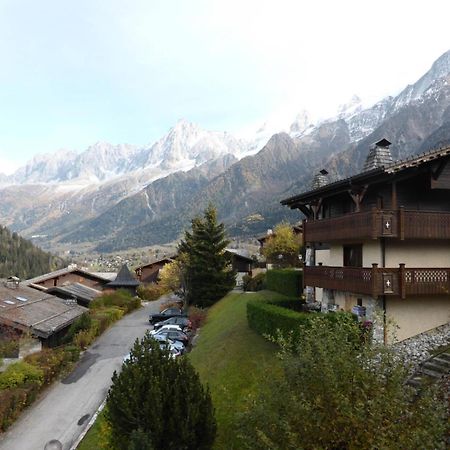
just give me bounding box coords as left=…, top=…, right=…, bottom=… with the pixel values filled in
left=0, top=281, right=87, bottom=347
left=282, top=140, right=450, bottom=342
left=107, top=264, right=140, bottom=296
left=135, top=256, right=176, bottom=283
left=25, top=266, right=111, bottom=291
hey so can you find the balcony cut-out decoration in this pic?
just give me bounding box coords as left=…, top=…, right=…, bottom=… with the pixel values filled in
left=383, top=273, right=394, bottom=294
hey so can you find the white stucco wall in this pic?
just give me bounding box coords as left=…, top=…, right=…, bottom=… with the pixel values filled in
left=362, top=241, right=382, bottom=267
left=328, top=244, right=343, bottom=266
left=385, top=241, right=450, bottom=268
left=386, top=295, right=450, bottom=342
left=315, top=249, right=330, bottom=302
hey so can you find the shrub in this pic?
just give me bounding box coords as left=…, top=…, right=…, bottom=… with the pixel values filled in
left=266, top=269, right=302, bottom=297
left=74, top=329, right=97, bottom=349
left=243, top=272, right=266, bottom=291
left=137, top=284, right=167, bottom=301
left=90, top=290, right=141, bottom=313
left=63, top=345, right=81, bottom=363
left=0, top=382, right=40, bottom=431
left=247, top=296, right=356, bottom=343
left=91, top=307, right=125, bottom=335
left=25, top=348, right=68, bottom=385
left=0, top=361, right=43, bottom=390
left=62, top=312, right=92, bottom=344
left=188, top=306, right=208, bottom=331
left=0, top=339, right=20, bottom=358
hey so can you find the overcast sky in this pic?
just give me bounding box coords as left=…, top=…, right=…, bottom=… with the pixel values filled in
left=0, top=0, right=449, bottom=174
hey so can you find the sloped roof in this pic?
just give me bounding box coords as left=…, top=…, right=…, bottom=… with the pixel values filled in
left=47, top=283, right=102, bottom=303
left=25, top=266, right=111, bottom=285
left=107, top=264, right=140, bottom=287
left=281, top=145, right=450, bottom=207
left=225, top=249, right=254, bottom=263
left=0, top=282, right=87, bottom=338
left=135, top=255, right=177, bottom=271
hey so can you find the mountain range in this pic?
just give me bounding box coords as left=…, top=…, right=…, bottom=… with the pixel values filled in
left=1, top=50, right=450, bottom=254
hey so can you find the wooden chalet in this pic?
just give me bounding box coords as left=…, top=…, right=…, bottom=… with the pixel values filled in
left=135, top=256, right=175, bottom=284
left=25, top=266, right=111, bottom=291
left=282, top=139, right=450, bottom=342
left=0, top=281, right=87, bottom=346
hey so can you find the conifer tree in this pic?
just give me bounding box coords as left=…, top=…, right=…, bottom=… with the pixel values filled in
left=179, top=205, right=235, bottom=308
left=106, top=332, right=216, bottom=450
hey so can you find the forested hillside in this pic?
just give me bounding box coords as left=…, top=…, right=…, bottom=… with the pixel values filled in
left=0, top=226, right=66, bottom=279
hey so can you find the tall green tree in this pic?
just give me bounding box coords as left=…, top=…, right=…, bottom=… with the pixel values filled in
left=236, top=317, right=447, bottom=449
left=179, top=205, right=235, bottom=308
left=106, top=332, right=216, bottom=450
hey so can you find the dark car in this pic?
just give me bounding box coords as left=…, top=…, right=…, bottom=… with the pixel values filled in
left=153, top=316, right=192, bottom=332
left=149, top=307, right=186, bottom=325
left=153, top=328, right=190, bottom=346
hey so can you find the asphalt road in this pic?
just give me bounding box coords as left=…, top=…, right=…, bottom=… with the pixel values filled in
left=0, top=298, right=166, bottom=450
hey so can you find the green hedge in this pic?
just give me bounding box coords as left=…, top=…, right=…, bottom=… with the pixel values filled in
left=265, top=269, right=302, bottom=297
left=242, top=272, right=266, bottom=291
left=247, top=296, right=355, bottom=342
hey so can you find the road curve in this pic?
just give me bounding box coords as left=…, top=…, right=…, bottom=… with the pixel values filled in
left=0, top=298, right=167, bottom=450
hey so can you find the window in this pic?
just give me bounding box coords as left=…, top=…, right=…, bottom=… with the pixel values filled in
left=343, top=244, right=362, bottom=267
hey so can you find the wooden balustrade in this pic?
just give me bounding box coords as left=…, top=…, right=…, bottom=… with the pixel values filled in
left=305, top=265, right=450, bottom=298
left=304, top=208, right=450, bottom=243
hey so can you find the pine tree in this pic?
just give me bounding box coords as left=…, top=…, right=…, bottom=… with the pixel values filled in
left=179, top=205, right=235, bottom=308
left=106, top=332, right=216, bottom=450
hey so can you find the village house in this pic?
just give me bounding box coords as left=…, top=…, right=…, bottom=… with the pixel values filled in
left=135, top=256, right=176, bottom=283
left=107, top=264, right=140, bottom=296
left=0, top=279, right=87, bottom=352
left=281, top=139, right=450, bottom=342
left=25, top=265, right=112, bottom=291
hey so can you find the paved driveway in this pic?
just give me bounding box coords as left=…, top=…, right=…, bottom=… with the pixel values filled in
left=0, top=298, right=167, bottom=450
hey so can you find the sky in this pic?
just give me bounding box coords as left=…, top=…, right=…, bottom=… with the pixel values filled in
left=0, top=0, right=449, bottom=174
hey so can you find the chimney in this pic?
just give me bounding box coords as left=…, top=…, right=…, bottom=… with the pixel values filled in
left=364, top=138, right=393, bottom=171
left=311, top=169, right=329, bottom=189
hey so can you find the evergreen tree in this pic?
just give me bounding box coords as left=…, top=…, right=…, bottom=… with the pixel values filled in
left=179, top=205, right=235, bottom=308
left=106, top=332, right=216, bottom=450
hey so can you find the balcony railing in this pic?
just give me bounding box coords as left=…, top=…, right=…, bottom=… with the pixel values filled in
left=304, top=208, right=450, bottom=243
left=304, top=265, right=450, bottom=298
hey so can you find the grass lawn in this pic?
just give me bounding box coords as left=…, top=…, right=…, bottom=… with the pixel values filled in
left=78, top=289, right=286, bottom=450
left=189, top=290, right=286, bottom=449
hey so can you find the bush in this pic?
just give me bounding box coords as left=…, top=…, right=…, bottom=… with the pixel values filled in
left=243, top=272, right=266, bottom=291
left=0, top=339, right=20, bottom=358
left=25, top=348, right=69, bottom=385
left=266, top=269, right=302, bottom=297
left=0, top=361, right=43, bottom=390
left=62, top=313, right=92, bottom=344
left=91, top=307, right=125, bottom=335
left=90, top=290, right=141, bottom=313
left=74, top=329, right=97, bottom=349
left=0, top=382, right=40, bottom=431
left=188, top=306, right=208, bottom=331
left=137, top=284, right=168, bottom=301
left=247, top=296, right=355, bottom=342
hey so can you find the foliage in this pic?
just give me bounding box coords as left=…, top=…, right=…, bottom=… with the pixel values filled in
left=189, top=290, right=285, bottom=449
left=0, top=382, right=40, bottom=431
left=136, top=283, right=167, bottom=301
left=188, top=306, right=208, bottom=331
left=0, top=225, right=66, bottom=279
left=105, top=332, right=216, bottom=450
left=0, top=361, right=43, bottom=390
left=236, top=317, right=448, bottom=449
left=262, top=222, right=302, bottom=268
left=0, top=338, right=20, bottom=358
left=179, top=204, right=236, bottom=308
left=242, top=272, right=266, bottom=291
left=91, top=307, right=125, bottom=335
left=90, top=290, right=141, bottom=313
left=157, top=257, right=188, bottom=299
left=265, top=269, right=302, bottom=297
left=61, top=312, right=92, bottom=344
left=247, top=296, right=356, bottom=342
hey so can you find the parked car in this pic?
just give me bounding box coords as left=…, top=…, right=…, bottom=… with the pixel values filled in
left=151, top=334, right=186, bottom=354
left=152, top=328, right=190, bottom=346
left=153, top=316, right=192, bottom=332
left=149, top=307, right=186, bottom=325
left=150, top=324, right=183, bottom=334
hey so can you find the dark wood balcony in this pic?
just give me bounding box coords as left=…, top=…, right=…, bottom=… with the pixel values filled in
left=304, top=208, right=450, bottom=243
left=305, top=265, right=450, bottom=298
